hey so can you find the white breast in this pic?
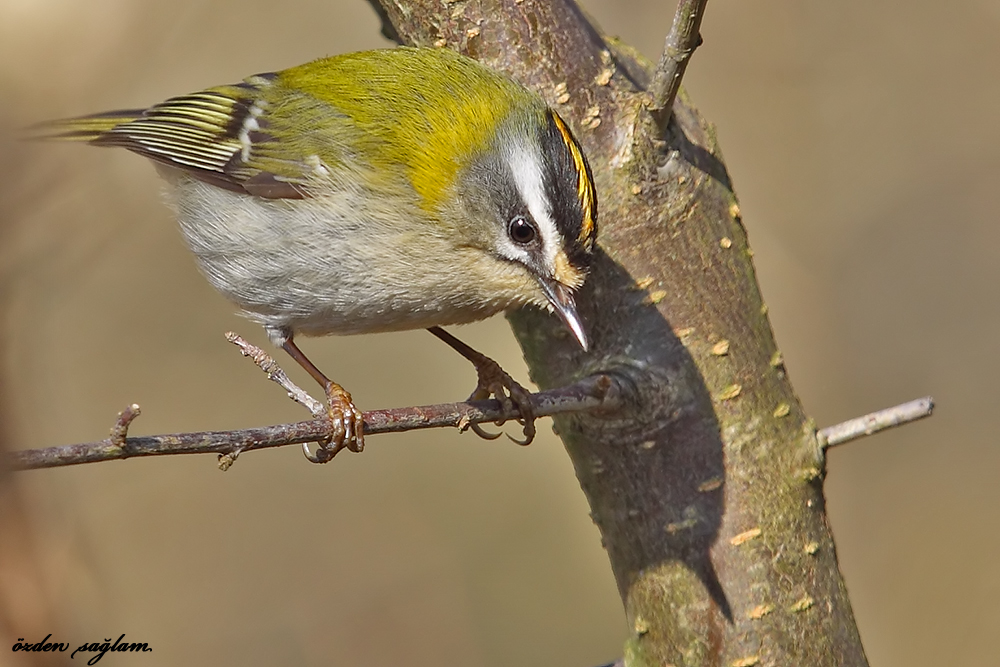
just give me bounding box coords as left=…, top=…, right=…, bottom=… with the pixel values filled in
left=160, top=171, right=520, bottom=337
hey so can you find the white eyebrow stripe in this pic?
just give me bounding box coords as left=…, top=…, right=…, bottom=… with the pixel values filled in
left=506, top=144, right=561, bottom=271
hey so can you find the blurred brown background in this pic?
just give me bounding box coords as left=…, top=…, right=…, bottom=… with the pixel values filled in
left=1, top=0, right=996, bottom=665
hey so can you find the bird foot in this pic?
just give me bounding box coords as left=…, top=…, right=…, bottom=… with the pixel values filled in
left=302, top=381, right=364, bottom=463
left=465, top=355, right=537, bottom=446
left=426, top=327, right=537, bottom=445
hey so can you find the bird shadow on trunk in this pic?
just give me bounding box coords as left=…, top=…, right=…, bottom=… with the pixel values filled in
left=510, top=247, right=732, bottom=621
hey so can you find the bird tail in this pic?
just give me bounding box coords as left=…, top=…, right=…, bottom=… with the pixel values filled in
left=27, top=109, right=144, bottom=142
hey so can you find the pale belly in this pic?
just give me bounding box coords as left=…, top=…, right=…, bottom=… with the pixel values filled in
left=164, top=175, right=527, bottom=337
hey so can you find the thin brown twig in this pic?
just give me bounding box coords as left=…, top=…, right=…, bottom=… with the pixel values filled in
left=817, top=396, right=935, bottom=449
left=5, top=390, right=935, bottom=471
left=646, top=0, right=709, bottom=132
left=2, top=374, right=621, bottom=471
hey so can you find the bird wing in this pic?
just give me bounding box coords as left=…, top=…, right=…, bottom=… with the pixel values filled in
left=33, top=74, right=346, bottom=200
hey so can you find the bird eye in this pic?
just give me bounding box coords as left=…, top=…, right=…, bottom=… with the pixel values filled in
left=508, top=216, right=537, bottom=245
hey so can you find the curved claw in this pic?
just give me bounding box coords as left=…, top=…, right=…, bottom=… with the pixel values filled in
left=470, top=421, right=504, bottom=441
left=301, top=441, right=337, bottom=464
left=506, top=419, right=537, bottom=446
left=466, top=383, right=534, bottom=443
left=505, top=432, right=532, bottom=446
left=466, top=375, right=537, bottom=445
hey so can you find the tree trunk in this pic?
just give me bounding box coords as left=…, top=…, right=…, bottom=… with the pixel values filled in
left=372, top=1, right=868, bottom=664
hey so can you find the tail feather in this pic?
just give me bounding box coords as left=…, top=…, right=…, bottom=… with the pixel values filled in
left=28, top=109, right=146, bottom=142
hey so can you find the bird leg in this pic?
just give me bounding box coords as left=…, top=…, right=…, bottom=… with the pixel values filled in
left=426, top=326, right=536, bottom=445
left=275, top=332, right=364, bottom=461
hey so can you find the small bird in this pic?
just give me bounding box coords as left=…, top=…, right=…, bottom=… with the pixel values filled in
left=35, top=47, right=598, bottom=459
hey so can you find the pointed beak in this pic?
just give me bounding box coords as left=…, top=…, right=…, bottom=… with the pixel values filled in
left=539, top=280, right=589, bottom=351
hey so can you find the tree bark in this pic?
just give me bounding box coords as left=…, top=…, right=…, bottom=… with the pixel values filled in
left=372, top=1, right=868, bottom=665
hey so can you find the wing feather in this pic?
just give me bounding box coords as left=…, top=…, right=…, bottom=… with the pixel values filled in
left=34, top=77, right=314, bottom=199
